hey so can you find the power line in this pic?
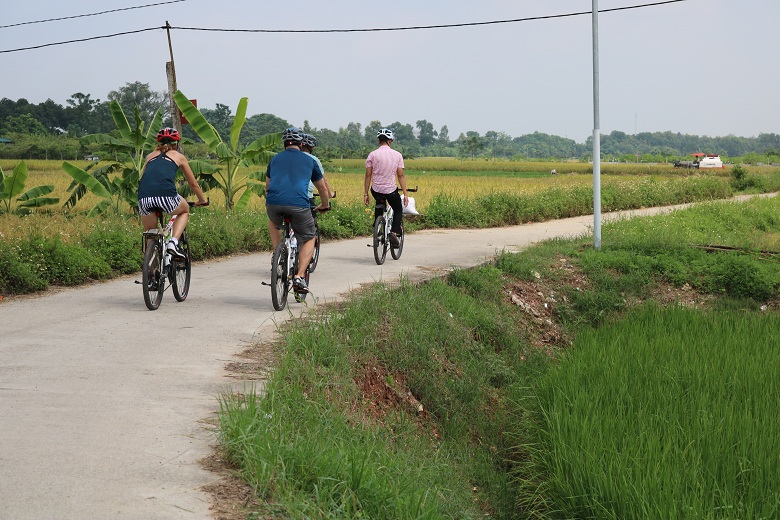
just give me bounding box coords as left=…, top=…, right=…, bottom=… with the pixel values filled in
left=171, top=0, right=687, bottom=34
left=0, top=27, right=162, bottom=53
left=0, top=0, right=687, bottom=54
left=0, top=0, right=187, bottom=30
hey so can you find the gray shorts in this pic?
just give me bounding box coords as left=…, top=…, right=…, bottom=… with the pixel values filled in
left=266, top=205, right=316, bottom=243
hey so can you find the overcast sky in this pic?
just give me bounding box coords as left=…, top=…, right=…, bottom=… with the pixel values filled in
left=1, top=0, right=777, bottom=143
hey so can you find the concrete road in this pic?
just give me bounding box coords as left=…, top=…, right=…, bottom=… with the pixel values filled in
left=0, top=205, right=690, bottom=519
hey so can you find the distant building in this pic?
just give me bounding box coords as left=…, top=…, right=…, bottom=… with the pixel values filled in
left=0, top=137, right=13, bottom=144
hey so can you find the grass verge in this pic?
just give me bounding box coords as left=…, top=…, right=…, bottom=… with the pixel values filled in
left=213, top=194, right=780, bottom=518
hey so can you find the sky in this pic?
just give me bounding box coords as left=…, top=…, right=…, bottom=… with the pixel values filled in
left=1, top=0, right=778, bottom=144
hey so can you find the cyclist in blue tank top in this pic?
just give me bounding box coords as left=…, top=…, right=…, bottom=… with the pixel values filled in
left=138, top=127, right=207, bottom=258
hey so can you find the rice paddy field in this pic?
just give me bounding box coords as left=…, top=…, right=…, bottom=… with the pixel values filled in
left=0, top=158, right=775, bottom=246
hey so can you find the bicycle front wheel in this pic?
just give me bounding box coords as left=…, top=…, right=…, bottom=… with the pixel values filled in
left=142, top=239, right=164, bottom=310
left=373, top=216, right=387, bottom=265
left=390, top=225, right=404, bottom=260
left=308, top=225, right=321, bottom=273
left=171, top=231, right=191, bottom=302
left=271, top=242, right=290, bottom=311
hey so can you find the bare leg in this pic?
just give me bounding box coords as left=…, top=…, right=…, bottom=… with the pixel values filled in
left=267, top=221, right=282, bottom=249
left=169, top=198, right=190, bottom=240
left=297, top=237, right=315, bottom=278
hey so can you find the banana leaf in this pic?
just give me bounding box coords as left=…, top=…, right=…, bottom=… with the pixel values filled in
left=234, top=186, right=254, bottom=212
left=18, top=197, right=59, bottom=208
left=110, top=100, right=132, bottom=142
left=2, top=161, right=28, bottom=199
left=17, top=185, right=55, bottom=200
left=214, top=142, right=236, bottom=161
left=174, top=91, right=221, bottom=149
left=144, top=108, right=164, bottom=152
left=87, top=199, right=113, bottom=217
left=230, top=97, right=248, bottom=154
left=189, top=160, right=219, bottom=176
left=62, top=162, right=112, bottom=198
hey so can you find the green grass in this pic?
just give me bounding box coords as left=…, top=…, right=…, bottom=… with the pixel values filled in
left=215, top=194, right=780, bottom=518
left=523, top=304, right=780, bottom=519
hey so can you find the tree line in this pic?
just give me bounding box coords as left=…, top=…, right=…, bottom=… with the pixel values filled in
left=2, top=81, right=779, bottom=163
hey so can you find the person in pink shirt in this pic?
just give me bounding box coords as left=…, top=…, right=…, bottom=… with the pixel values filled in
left=364, top=128, right=409, bottom=247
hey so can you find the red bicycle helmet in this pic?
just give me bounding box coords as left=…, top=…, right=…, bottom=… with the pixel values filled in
left=157, top=127, right=181, bottom=142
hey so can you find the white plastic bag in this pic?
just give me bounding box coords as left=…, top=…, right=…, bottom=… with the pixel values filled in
left=403, top=196, right=420, bottom=215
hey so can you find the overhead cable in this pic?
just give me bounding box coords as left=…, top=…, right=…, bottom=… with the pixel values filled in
left=0, top=0, right=187, bottom=30
left=0, top=0, right=687, bottom=54
left=171, top=0, right=687, bottom=33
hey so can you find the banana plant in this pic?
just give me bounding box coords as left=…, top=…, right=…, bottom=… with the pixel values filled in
left=0, top=161, right=59, bottom=214
left=175, top=90, right=280, bottom=211
left=62, top=101, right=184, bottom=215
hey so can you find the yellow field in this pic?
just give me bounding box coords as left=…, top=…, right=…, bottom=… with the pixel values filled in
left=0, top=158, right=750, bottom=244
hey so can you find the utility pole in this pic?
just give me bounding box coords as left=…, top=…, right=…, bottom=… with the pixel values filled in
left=592, top=0, right=602, bottom=250
left=165, top=21, right=182, bottom=142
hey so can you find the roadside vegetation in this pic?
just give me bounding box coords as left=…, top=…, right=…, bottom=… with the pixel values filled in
left=214, top=195, right=780, bottom=518
left=2, top=159, right=780, bottom=295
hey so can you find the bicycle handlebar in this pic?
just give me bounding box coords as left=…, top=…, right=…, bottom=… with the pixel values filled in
left=188, top=198, right=210, bottom=208
left=406, top=186, right=418, bottom=193
left=314, top=191, right=336, bottom=199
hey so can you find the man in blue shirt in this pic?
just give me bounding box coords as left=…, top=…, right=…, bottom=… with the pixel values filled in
left=266, top=127, right=330, bottom=293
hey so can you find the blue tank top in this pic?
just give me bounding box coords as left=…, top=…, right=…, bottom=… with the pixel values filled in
left=138, top=152, right=179, bottom=199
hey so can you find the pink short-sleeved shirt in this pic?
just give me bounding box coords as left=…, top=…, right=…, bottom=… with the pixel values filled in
left=366, top=145, right=404, bottom=194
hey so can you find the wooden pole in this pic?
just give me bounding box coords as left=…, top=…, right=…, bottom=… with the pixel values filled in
left=165, top=21, right=182, bottom=141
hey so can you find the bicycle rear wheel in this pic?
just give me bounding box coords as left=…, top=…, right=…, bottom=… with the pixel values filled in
left=271, top=242, right=290, bottom=310
left=308, top=225, right=321, bottom=273
left=390, top=225, right=404, bottom=260
left=171, top=231, right=191, bottom=302
left=373, top=216, right=387, bottom=265
left=142, top=239, right=164, bottom=310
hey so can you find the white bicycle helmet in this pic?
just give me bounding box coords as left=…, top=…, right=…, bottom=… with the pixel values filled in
left=302, top=133, right=317, bottom=148
left=282, top=127, right=304, bottom=143
left=377, top=128, right=395, bottom=140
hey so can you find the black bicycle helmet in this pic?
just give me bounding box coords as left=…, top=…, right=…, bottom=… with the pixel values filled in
left=376, top=128, right=394, bottom=140
left=282, top=127, right=304, bottom=144
left=302, top=133, right=317, bottom=148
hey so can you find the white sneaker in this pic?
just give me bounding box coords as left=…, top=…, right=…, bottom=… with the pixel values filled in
left=166, top=240, right=185, bottom=259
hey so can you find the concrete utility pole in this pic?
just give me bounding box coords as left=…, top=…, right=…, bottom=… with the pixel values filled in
left=592, top=0, right=602, bottom=250
left=165, top=21, right=182, bottom=142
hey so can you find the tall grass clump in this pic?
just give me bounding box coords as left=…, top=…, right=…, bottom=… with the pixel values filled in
left=562, top=197, right=780, bottom=326
left=519, top=304, right=780, bottom=519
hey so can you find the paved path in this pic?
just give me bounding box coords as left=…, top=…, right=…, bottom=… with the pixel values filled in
left=0, top=203, right=713, bottom=519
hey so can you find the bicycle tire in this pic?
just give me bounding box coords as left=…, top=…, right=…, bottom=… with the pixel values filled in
left=171, top=231, right=191, bottom=302
left=308, top=225, right=320, bottom=273
left=390, top=225, right=404, bottom=260
left=271, top=242, right=290, bottom=311
left=373, top=216, right=387, bottom=265
left=142, top=239, right=164, bottom=310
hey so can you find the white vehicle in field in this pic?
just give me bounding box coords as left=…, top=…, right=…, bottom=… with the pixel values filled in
left=697, top=153, right=724, bottom=169
left=673, top=153, right=724, bottom=169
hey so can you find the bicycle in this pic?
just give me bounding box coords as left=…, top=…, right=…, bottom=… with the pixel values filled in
left=265, top=203, right=331, bottom=311
left=307, top=190, right=335, bottom=274
left=139, top=199, right=209, bottom=311
left=371, top=186, right=418, bottom=265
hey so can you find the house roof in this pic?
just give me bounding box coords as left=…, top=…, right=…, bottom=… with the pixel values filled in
left=0, top=138, right=13, bottom=143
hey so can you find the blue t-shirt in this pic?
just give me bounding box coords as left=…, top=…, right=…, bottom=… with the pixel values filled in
left=266, top=148, right=323, bottom=207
